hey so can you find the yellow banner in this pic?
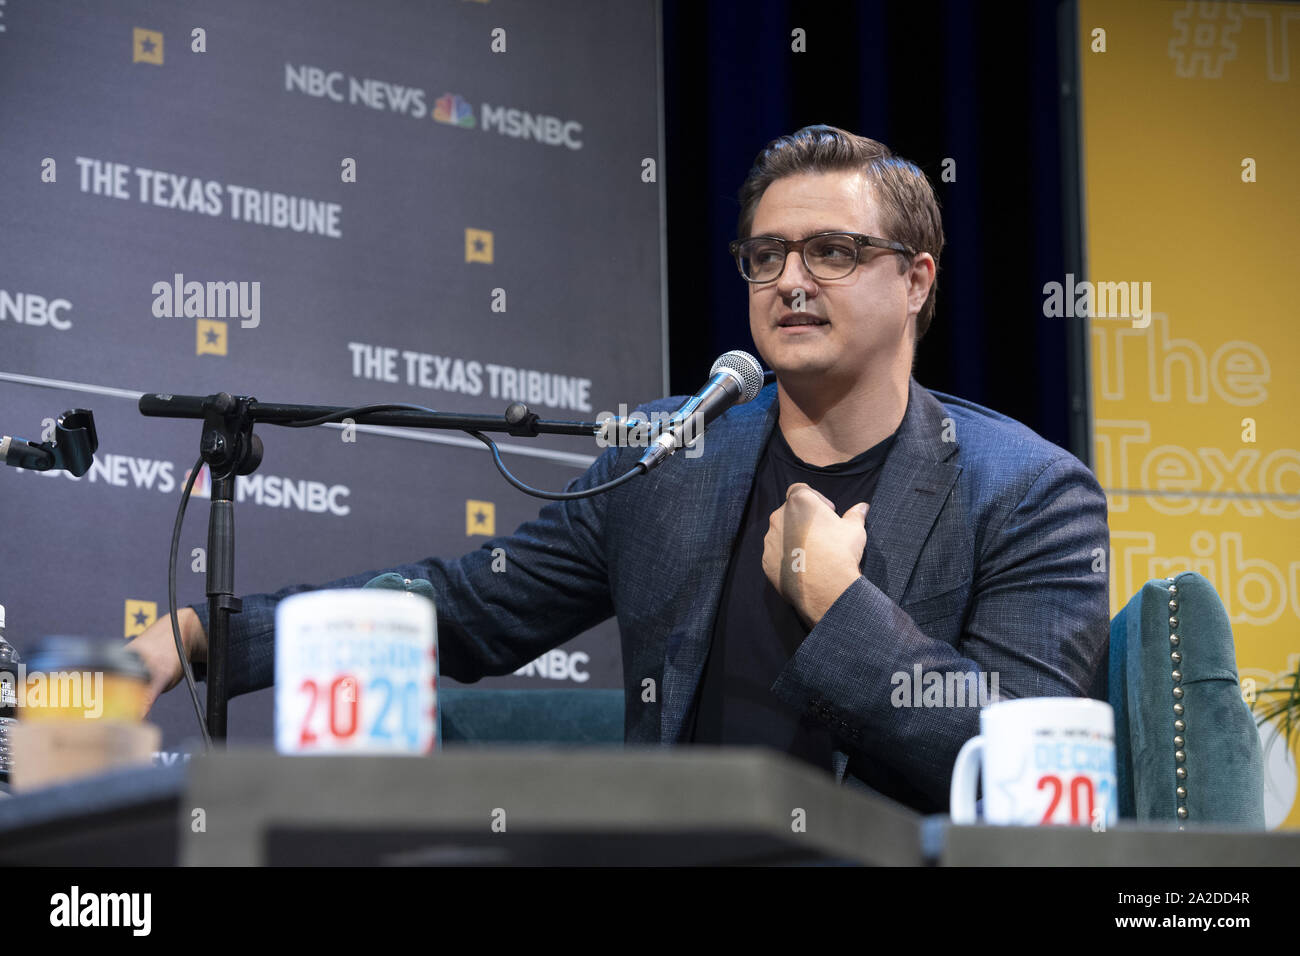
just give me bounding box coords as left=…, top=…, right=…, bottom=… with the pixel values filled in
left=1079, top=0, right=1299, bottom=828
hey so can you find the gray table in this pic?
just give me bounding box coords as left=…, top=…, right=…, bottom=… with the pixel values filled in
left=920, top=815, right=1299, bottom=866
left=0, top=749, right=1294, bottom=866
left=179, top=747, right=924, bottom=865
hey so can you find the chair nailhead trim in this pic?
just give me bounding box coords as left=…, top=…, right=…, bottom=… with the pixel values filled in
left=1169, top=579, right=1188, bottom=826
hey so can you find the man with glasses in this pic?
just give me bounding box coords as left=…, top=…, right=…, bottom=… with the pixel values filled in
left=684, top=126, right=1108, bottom=810
left=131, top=125, right=1110, bottom=815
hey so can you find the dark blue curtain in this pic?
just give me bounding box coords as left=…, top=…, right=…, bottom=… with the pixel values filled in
left=663, top=0, right=1075, bottom=451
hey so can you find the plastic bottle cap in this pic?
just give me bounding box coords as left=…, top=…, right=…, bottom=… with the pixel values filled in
left=25, top=635, right=149, bottom=683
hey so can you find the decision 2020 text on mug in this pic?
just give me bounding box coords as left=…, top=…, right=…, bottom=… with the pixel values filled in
left=949, top=697, right=1118, bottom=827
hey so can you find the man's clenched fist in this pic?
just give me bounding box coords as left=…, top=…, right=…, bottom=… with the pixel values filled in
left=762, top=482, right=868, bottom=628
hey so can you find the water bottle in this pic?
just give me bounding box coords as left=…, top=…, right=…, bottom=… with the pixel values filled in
left=0, top=604, right=20, bottom=783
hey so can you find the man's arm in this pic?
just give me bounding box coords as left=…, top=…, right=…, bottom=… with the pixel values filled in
left=136, top=443, right=629, bottom=706
left=771, top=455, right=1111, bottom=809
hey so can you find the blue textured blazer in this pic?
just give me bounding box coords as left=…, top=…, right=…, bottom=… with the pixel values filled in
left=194, top=376, right=1112, bottom=812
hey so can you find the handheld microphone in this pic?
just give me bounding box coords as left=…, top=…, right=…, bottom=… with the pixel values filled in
left=637, top=350, right=765, bottom=471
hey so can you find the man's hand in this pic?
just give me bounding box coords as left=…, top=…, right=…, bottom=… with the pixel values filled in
left=762, top=483, right=868, bottom=628
left=125, top=607, right=208, bottom=714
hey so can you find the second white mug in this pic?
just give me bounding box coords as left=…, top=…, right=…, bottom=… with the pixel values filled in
left=949, top=696, right=1118, bottom=827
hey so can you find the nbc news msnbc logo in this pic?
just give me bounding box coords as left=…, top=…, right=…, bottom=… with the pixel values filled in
left=284, top=64, right=582, bottom=148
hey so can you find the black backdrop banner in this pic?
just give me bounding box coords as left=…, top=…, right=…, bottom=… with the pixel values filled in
left=662, top=0, right=1079, bottom=453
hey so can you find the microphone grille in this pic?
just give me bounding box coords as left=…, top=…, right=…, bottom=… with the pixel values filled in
left=710, top=350, right=765, bottom=403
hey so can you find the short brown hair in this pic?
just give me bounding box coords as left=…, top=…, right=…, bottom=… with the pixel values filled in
left=736, top=125, right=945, bottom=342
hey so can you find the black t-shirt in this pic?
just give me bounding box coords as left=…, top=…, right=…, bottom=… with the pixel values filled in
left=688, top=422, right=897, bottom=773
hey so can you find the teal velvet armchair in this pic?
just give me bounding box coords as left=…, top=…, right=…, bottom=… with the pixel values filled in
left=1091, top=571, right=1265, bottom=828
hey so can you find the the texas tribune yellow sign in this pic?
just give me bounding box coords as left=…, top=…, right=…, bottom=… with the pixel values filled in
left=1079, top=0, right=1299, bottom=827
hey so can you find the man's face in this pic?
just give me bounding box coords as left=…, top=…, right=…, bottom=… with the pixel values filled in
left=745, top=170, right=926, bottom=388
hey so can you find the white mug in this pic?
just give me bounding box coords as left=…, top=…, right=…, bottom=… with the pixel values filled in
left=275, top=589, right=438, bottom=755
left=949, top=697, right=1117, bottom=827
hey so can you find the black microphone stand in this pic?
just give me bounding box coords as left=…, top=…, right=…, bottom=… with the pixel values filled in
left=140, top=390, right=611, bottom=742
